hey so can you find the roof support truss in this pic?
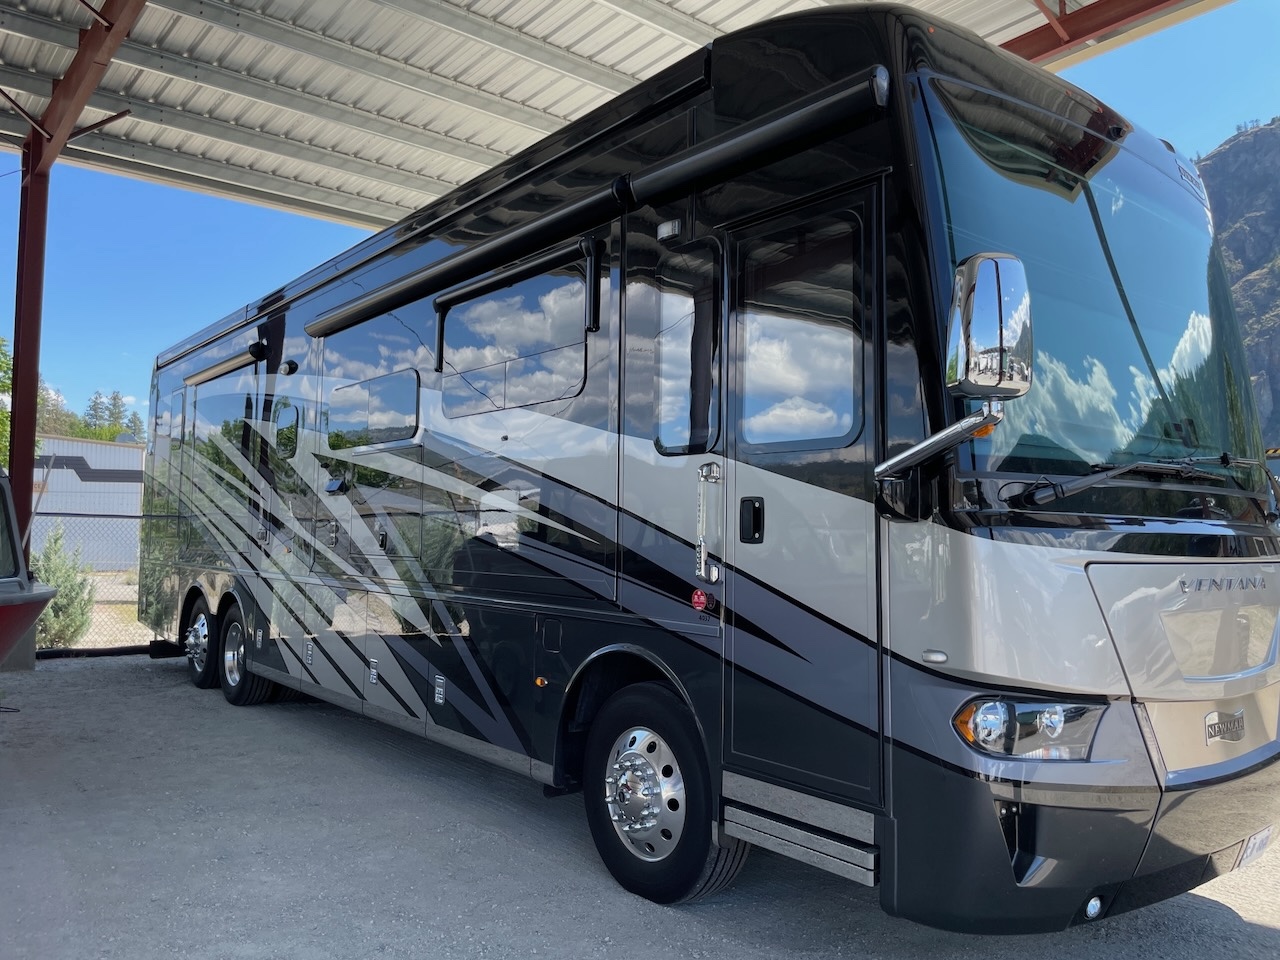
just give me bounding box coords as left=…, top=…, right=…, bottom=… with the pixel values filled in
left=0, top=116, right=409, bottom=228
left=1003, top=0, right=1230, bottom=64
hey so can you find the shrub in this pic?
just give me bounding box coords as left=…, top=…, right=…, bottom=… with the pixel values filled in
left=31, top=522, right=96, bottom=649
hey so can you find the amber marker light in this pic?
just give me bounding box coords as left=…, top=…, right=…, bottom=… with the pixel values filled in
left=972, top=422, right=998, bottom=439
left=535, top=677, right=549, bottom=687
left=953, top=701, right=978, bottom=744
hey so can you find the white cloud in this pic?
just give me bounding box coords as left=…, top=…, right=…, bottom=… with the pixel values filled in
left=455, top=279, right=585, bottom=355
left=743, top=309, right=854, bottom=399
left=1170, top=310, right=1212, bottom=378
left=744, top=396, right=851, bottom=443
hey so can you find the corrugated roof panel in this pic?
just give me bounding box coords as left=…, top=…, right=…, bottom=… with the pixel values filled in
left=0, top=40, right=68, bottom=86
left=0, top=0, right=1197, bottom=228
left=498, top=1, right=638, bottom=63
left=680, top=0, right=814, bottom=34
left=391, top=93, right=525, bottom=154
left=609, top=35, right=699, bottom=81
left=411, top=41, right=604, bottom=120
left=549, top=11, right=678, bottom=78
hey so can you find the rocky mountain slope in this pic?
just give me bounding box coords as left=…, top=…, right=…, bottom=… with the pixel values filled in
left=1197, top=118, right=1280, bottom=438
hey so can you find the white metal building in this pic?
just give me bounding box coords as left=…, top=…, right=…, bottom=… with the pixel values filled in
left=30, top=434, right=144, bottom=571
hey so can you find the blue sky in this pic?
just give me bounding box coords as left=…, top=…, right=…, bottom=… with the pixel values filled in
left=1, top=0, right=1278, bottom=424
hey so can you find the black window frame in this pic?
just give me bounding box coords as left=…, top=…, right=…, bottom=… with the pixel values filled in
left=732, top=200, right=869, bottom=457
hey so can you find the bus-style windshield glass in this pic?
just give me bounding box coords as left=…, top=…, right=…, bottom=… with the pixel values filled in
left=924, top=77, right=1267, bottom=510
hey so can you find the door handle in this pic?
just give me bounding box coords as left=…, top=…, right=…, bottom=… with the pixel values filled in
left=695, top=461, right=721, bottom=584
left=739, top=497, right=764, bottom=543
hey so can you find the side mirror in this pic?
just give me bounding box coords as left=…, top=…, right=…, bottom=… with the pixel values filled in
left=945, top=254, right=1032, bottom=400
left=874, top=253, right=1032, bottom=489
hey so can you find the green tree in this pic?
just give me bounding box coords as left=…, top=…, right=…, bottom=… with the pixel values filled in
left=84, top=390, right=108, bottom=429
left=31, top=522, right=96, bottom=649
left=106, top=390, right=128, bottom=431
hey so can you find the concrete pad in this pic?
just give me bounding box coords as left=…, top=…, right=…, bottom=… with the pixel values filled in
left=2, top=657, right=1279, bottom=960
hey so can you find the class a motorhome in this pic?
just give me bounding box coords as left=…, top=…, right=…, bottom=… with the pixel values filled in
left=140, top=2, right=1280, bottom=933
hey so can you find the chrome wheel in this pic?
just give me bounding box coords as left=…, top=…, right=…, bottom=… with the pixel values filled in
left=223, top=618, right=245, bottom=687
left=602, top=725, right=686, bottom=862
left=186, top=612, right=210, bottom=674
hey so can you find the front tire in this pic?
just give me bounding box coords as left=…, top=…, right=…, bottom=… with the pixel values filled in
left=219, top=604, right=273, bottom=706
left=583, top=682, right=749, bottom=904
left=184, top=596, right=219, bottom=689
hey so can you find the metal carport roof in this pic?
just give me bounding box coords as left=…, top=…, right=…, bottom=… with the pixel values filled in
left=0, top=0, right=1234, bottom=231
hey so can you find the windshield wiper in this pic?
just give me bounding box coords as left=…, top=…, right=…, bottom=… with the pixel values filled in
left=1009, top=456, right=1243, bottom=509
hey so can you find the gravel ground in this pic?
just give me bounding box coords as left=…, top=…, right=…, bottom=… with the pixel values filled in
left=2, top=656, right=1278, bottom=960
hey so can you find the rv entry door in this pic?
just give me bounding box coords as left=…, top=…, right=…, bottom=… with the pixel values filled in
left=722, top=193, right=881, bottom=807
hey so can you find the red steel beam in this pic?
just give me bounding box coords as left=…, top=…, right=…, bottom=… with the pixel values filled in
left=1031, top=0, right=1073, bottom=42
left=28, top=0, right=148, bottom=177
left=1003, top=0, right=1202, bottom=63
left=9, top=0, right=147, bottom=550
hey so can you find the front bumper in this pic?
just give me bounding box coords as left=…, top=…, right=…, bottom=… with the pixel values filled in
left=879, top=738, right=1280, bottom=934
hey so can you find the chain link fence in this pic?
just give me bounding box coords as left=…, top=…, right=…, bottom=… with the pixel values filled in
left=30, top=511, right=153, bottom=651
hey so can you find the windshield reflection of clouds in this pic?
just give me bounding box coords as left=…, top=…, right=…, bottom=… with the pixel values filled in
left=932, top=91, right=1258, bottom=475
left=999, top=307, right=1215, bottom=465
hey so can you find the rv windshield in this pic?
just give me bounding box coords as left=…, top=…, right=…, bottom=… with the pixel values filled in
left=924, top=77, right=1267, bottom=505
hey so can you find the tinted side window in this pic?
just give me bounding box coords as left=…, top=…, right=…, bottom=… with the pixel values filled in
left=738, top=214, right=863, bottom=450
left=655, top=241, right=720, bottom=456
left=328, top=369, right=419, bottom=449
left=442, top=263, right=586, bottom=417
left=192, top=375, right=256, bottom=490
left=321, top=308, right=431, bottom=449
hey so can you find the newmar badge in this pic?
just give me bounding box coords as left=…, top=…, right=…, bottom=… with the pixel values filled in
left=1205, top=709, right=1246, bottom=745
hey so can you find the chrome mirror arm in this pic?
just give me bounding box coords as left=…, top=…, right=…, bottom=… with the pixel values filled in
left=874, top=401, right=1004, bottom=482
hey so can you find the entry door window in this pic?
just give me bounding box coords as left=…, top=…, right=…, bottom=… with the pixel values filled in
left=738, top=213, right=864, bottom=451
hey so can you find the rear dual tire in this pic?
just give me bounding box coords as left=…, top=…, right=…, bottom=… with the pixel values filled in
left=184, top=597, right=220, bottom=689
left=218, top=604, right=274, bottom=706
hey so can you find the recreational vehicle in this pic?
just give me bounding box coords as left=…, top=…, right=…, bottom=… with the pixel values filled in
left=141, top=3, right=1280, bottom=932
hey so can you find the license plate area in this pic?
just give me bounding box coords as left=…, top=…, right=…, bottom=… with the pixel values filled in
left=1236, top=825, right=1273, bottom=870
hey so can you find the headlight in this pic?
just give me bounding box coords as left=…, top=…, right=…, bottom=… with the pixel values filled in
left=953, top=699, right=1106, bottom=761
